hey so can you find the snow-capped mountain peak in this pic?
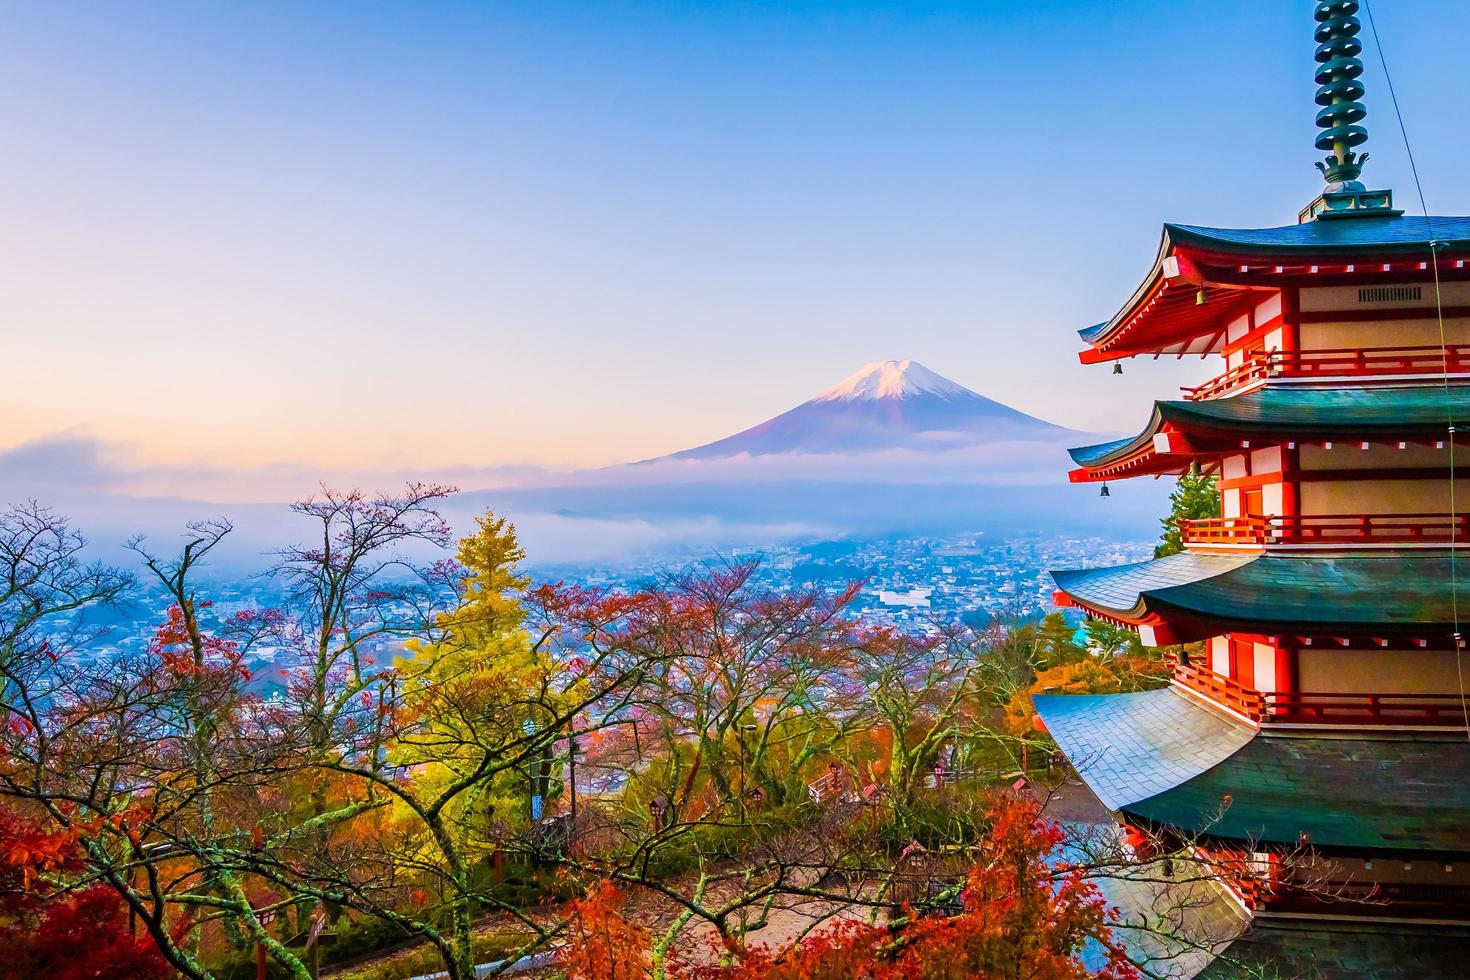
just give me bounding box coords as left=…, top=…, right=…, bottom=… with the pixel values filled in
left=650, top=358, right=1076, bottom=462
left=812, top=359, right=977, bottom=403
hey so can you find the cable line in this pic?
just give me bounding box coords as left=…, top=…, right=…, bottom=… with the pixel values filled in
left=1362, top=0, right=1467, bottom=739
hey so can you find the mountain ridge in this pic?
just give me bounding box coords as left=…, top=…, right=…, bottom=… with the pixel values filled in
left=651, top=359, right=1078, bottom=462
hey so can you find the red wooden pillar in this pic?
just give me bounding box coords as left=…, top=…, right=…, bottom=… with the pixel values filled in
left=1274, top=639, right=1299, bottom=695
left=1281, top=287, right=1301, bottom=354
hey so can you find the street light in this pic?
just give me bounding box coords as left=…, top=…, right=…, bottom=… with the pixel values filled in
left=738, top=723, right=758, bottom=825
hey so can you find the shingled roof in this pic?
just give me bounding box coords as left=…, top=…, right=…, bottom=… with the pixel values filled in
left=1052, top=552, right=1463, bottom=634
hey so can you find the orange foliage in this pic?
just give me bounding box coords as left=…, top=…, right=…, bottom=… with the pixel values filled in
left=1002, top=659, right=1131, bottom=736
left=558, top=881, right=652, bottom=980
left=670, top=794, right=1136, bottom=979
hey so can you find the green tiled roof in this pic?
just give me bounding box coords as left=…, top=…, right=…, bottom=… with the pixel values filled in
left=1069, top=383, right=1470, bottom=469
left=1052, top=553, right=1462, bottom=633
left=1126, top=732, right=1470, bottom=856
left=1167, top=215, right=1470, bottom=257
left=1197, top=920, right=1470, bottom=979
left=1162, top=383, right=1469, bottom=436
left=1067, top=435, right=1137, bottom=467
left=1033, top=690, right=1254, bottom=810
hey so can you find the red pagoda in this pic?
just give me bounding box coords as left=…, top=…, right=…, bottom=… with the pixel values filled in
left=1034, top=3, right=1470, bottom=974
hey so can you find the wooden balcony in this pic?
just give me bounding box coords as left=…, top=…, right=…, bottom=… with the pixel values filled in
left=1172, top=661, right=1265, bottom=720
left=1267, top=691, right=1470, bottom=727
left=1181, top=513, right=1470, bottom=548
left=1182, top=344, right=1470, bottom=401
left=1172, top=662, right=1470, bottom=728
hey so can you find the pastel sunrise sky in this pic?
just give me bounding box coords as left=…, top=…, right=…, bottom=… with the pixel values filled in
left=4, top=0, right=1470, bottom=491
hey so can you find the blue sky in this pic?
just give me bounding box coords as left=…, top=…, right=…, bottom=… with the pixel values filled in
left=2, top=0, right=1469, bottom=485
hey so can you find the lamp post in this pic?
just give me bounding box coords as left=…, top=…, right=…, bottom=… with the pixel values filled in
left=738, top=722, right=758, bottom=825
left=568, top=731, right=578, bottom=827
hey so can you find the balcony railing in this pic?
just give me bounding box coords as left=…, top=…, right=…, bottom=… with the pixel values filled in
left=1182, top=344, right=1470, bottom=401
left=1265, top=691, right=1470, bottom=727
left=1173, top=661, right=1265, bottom=720
left=1172, top=662, right=1470, bottom=728
left=1181, top=514, right=1470, bottom=547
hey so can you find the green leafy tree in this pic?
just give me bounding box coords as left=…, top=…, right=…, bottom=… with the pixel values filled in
left=1083, top=618, right=1145, bottom=657
left=1154, top=471, right=1220, bottom=558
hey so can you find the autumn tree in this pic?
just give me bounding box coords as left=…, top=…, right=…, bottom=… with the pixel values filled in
left=558, top=793, right=1139, bottom=980
left=592, top=561, right=868, bottom=819
left=0, top=805, right=174, bottom=980
left=216, top=504, right=665, bottom=980
left=849, top=625, right=985, bottom=811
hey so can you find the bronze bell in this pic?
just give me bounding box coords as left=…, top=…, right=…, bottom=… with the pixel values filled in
left=1113, top=362, right=1124, bottom=375
left=1100, top=483, right=1111, bottom=498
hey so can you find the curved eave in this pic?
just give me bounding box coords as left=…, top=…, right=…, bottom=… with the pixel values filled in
left=1051, top=553, right=1255, bottom=626
left=1032, top=689, right=1255, bottom=812
left=1052, top=553, right=1466, bottom=638
left=1077, top=226, right=1259, bottom=363
left=1069, top=383, right=1470, bottom=483
left=1078, top=215, right=1470, bottom=363
left=1123, top=732, right=1470, bottom=857
left=1068, top=414, right=1198, bottom=482
left=1068, top=409, right=1167, bottom=470
left=1038, top=691, right=1470, bottom=857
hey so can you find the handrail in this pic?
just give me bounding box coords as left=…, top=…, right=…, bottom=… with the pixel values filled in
left=1181, top=513, right=1470, bottom=547
left=1173, top=661, right=1264, bottom=721
left=1172, top=663, right=1470, bottom=727
left=1265, top=691, right=1470, bottom=726
left=1183, top=344, right=1470, bottom=401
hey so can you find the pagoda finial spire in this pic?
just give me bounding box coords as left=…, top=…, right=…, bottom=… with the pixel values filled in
left=1313, top=0, right=1370, bottom=187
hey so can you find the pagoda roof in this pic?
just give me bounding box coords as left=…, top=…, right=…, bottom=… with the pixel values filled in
left=1167, top=214, right=1470, bottom=260
left=1034, top=690, right=1470, bottom=855
left=1068, top=381, right=1470, bottom=479
left=1077, top=214, right=1470, bottom=362
left=1052, top=552, right=1462, bottom=635
left=1031, top=688, right=1254, bottom=811
left=1197, top=920, right=1470, bottom=980
left=1129, top=731, right=1470, bottom=856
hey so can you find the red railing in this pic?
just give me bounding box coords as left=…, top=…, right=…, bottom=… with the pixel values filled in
left=1181, top=513, right=1470, bottom=547
left=1183, top=344, right=1470, bottom=401
left=1172, top=663, right=1469, bottom=728
left=1173, top=661, right=1265, bottom=721
left=1265, top=691, right=1469, bottom=727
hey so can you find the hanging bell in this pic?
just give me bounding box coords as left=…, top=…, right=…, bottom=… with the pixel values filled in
left=1113, top=362, right=1124, bottom=375
left=1100, top=483, right=1111, bottom=498
left=1196, top=287, right=1209, bottom=306
left=1188, top=460, right=1202, bottom=478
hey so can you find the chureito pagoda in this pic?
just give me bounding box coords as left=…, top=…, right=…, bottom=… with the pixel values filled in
left=1036, top=2, right=1470, bottom=974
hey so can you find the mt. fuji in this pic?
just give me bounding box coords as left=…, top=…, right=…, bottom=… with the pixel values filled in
left=662, top=359, right=1076, bottom=460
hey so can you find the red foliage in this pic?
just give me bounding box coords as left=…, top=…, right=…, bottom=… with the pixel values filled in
left=0, top=885, right=175, bottom=980
left=670, top=795, right=1137, bottom=980
left=149, top=603, right=250, bottom=682
left=557, top=881, right=652, bottom=979
left=0, top=803, right=92, bottom=897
